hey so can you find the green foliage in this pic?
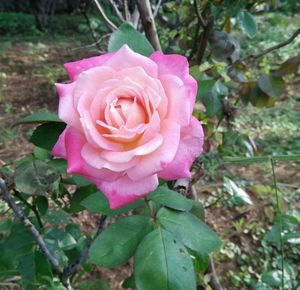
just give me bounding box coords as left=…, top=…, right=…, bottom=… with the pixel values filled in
left=14, top=158, right=59, bottom=195
left=157, top=208, right=221, bottom=254
left=237, top=11, right=257, bottom=38
left=89, top=216, right=153, bottom=268
left=14, top=112, right=61, bottom=126
left=30, top=122, right=66, bottom=151
left=134, top=228, right=196, bottom=290
left=108, top=22, right=154, bottom=56
left=148, top=186, right=193, bottom=211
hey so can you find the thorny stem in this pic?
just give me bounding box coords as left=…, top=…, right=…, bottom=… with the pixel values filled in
left=270, top=158, right=285, bottom=290
left=63, top=215, right=107, bottom=278
left=144, top=197, right=154, bottom=218
left=14, top=191, right=43, bottom=228
left=0, top=178, right=108, bottom=290
left=136, top=0, right=162, bottom=51
left=0, top=179, right=64, bottom=280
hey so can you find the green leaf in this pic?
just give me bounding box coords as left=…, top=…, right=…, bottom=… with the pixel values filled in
left=108, top=22, right=154, bottom=56
left=275, top=53, right=300, bottom=76
left=44, top=210, right=70, bottom=225
left=30, top=122, right=66, bottom=151
left=134, top=228, right=196, bottom=290
left=34, top=250, right=53, bottom=281
left=69, top=186, right=97, bottom=213
left=261, top=270, right=282, bottom=287
left=36, top=196, right=48, bottom=216
left=89, top=215, right=153, bottom=268
left=48, top=158, right=67, bottom=173
left=157, top=208, right=221, bottom=254
left=18, top=252, right=36, bottom=284
left=44, top=228, right=77, bottom=251
left=189, top=201, right=205, bottom=221
left=14, top=112, right=61, bottom=126
left=252, top=282, right=267, bottom=290
left=248, top=85, right=276, bottom=108
left=122, top=275, right=136, bottom=289
left=197, top=79, right=215, bottom=101
left=202, top=91, right=222, bottom=118
left=257, top=74, right=285, bottom=99
left=238, top=11, right=257, bottom=38
left=0, top=219, right=13, bottom=232
left=148, top=186, right=193, bottom=211
left=80, top=191, right=144, bottom=216
left=5, top=223, right=35, bottom=259
left=223, top=177, right=252, bottom=206
left=209, top=31, right=240, bottom=62
left=14, top=159, right=59, bottom=195
left=72, top=174, right=91, bottom=187
left=33, top=147, right=51, bottom=160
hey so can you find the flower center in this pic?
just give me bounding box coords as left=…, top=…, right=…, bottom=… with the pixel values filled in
left=109, top=97, right=147, bottom=129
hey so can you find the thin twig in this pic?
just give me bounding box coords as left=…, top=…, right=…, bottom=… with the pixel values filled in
left=153, top=0, right=162, bottom=18
left=70, top=33, right=110, bottom=53
left=124, top=0, right=130, bottom=21
left=131, top=6, right=140, bottom=28
left=82, top=9, right=102, bottom=50
left=136, top=0, right=162, bottom=51
left=92, top=0, right=117, bottom=31
left=245, top=27, right=300, bottom=60
left=14, top=191, right=43, bottom=228
left=196, top=16, right=213, bottom=64
left=108, top=0, right=124, bottom=22
left=194, top=0, right=207, bottom=27
left=63, top=215, right=107, bottom=278
left=208, top=254, right=224, bottom=290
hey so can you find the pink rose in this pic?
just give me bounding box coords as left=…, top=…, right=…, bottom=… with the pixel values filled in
left=52, top=45, right=204, bottom=209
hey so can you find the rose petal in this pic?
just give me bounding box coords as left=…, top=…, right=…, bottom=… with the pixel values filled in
left=64, top=127, right=119, bottom=182
left=98, top=174, right=158, bottom=209
left=51, top=128, right=67, bottom=158
left=127, top=119, right=180, bottom=180
left=103, top=45, right=158, bottom=78
left=158, top=116, right=204, bottom=180
left=56, top=83, right=81, bottom=130
left=75, top=66, right=115, bottom=112
left=64, top=52, right=114, bottom=81
left=160, top=74, right=191, bottom=127
left=81, top=110, right=122, bottom=151
left=150, top=51, right=197, bottom=112
left=100, top=134, right=163, bottom=163
left=81, top=143, right=140, bottom=172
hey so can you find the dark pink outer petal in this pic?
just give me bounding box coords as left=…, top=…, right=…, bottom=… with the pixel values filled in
left=51, top=128, right=67, bottom=158
left=62, top=127, right=119, bottom=183
left=158, top=116, right=204, bottom=180
left=150, top=51, right=198, bottom=114
left=97, top=174, right=159, bottom=209
left=64, top=53, right=114, bottom=81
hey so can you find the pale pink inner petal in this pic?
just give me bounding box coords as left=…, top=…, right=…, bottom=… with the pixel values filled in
left=81, top=143, right=140, bottom=172
left=127, top=119, right=180, bottom=181
left=102, top=45, right=158, bottom=78
left=160, top=74, right=191, bottom=127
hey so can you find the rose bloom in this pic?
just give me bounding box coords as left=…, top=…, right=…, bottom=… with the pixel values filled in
left=52, top=45, right=204, bottom=209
